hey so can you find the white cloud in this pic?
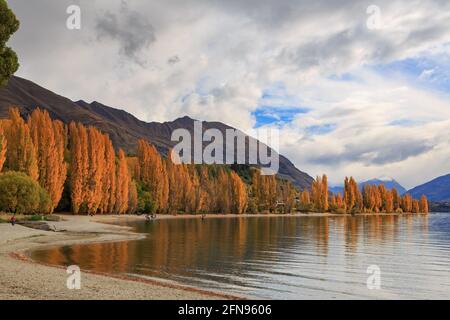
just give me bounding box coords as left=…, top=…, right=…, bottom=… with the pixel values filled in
left=276, top=71, right=450, bottom=188
left=6, top=0, right=450, bottom=188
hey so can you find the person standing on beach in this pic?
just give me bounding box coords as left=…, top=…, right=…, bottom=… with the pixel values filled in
left=10, top=215, right=16, bottom=226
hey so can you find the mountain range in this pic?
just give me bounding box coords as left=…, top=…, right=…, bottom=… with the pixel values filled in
left=361, top=178, right=407, bottom=194
left=1, top=76, right=448, bottom=200
left=329, top=175, right=450, bottom=204
left=406, top=174, right=450, bottom=202
left=329, top=177, right=407, bottom=195
left=0, top=76, right=314, bottom=189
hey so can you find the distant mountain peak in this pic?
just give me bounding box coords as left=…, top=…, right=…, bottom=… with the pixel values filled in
left=177, top=115, right=195, bottom=120
left=75, top=99, right=92, bottom=105
left=360, top=178, right=407, bottom=194
left=377, top=175, right=394, bottom=182
left=172, top=115, right=197, bottom=123
left=330, top=177, right=407, bottom=195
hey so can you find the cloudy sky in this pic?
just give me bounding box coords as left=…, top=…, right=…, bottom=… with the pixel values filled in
left=6, top=0, right=450, bottom=188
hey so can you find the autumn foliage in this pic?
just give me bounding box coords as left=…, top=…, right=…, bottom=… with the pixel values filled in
left=300, top=175, right=429, bottom=214
left=135, top=140, right=169, bottom=212
left=1, top=108, right=38, bottom=181
left=115, top=149, right=130, bottom=214
left=311, top=175, right=328, bottom=212
left=0, top=107, right=430, bottom=216
left=0, top=109, right=137, bottom=215
left=0, top=124, right=6, bottom=172
left=28, top=108, right=67, bottom=211
left=68, top=123, right=134, bottom=215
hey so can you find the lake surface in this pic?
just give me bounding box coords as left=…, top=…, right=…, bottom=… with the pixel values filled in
left=31, top=213, right=450, bottom=299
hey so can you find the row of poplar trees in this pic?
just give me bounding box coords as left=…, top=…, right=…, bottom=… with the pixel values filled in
left=299, top=175, right=429, bottom=214
left=0, top=107, right=296, bottom=215
left=2, top=107, right=424, bottom=216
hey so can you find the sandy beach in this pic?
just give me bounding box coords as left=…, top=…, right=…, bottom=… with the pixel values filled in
left=0, top=211, right=426, bottom=300
left=0, top=215, right=243, bottom=300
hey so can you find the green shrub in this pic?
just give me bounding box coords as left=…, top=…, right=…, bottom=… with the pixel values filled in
left=298, top=203, right=313, bottom=213
left=0, top=172, right=52, bottom=214
left=45, top=215, right=61, bottom=222
left=138, top=191, right=155, bottom=214
left=135, top=183, right=156, bottom=214
left=246, top=197, right=258, bottom=214
left=38, top=188, right=52, bottom=214
left=29, top=214, right=43, bottom=221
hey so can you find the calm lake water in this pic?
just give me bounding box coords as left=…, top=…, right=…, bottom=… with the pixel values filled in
left=31, top=213, right=450, bottom=299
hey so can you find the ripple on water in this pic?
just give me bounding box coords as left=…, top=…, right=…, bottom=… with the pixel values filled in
left=30, top=213, right=450, bottom=299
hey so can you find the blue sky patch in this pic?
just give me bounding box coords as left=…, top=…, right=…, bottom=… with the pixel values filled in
left=388, top=119, right=424, bottom=127
left=328, top=73, right=358, bottom=82
left=306, top=123, right=337, bottom=135
left=253, top=82, right=310, bottom=127
left=252, top=106, right=310, bottom=127
left=371, top=54, right=450, bottom=93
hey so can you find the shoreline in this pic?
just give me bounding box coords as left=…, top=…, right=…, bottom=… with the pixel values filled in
left=1, top=211, right=429, bottom=300
left=91, top=211, right=430, bottom=224
left=0, top=215, right=243, bottom=300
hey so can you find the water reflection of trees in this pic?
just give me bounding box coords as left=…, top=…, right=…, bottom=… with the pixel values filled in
left=32, top=215, right=429, bottom=276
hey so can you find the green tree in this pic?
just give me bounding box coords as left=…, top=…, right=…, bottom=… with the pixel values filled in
left=0, top=171, right=51, bottom=214
left=136, top=182, right=155, bottom=214
left=0, top=0, right=20, bottom=86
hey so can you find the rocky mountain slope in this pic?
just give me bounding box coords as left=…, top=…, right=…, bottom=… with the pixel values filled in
left=0, top=76, right=313, bottom=189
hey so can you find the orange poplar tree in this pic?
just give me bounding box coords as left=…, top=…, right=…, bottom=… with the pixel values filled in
left=311, top=174, right=329, bottom=212
left=100, top=136, right=116, bottom=214
left=136, top=139, right=169, bottom=212
left=128, top=180, right=138, bottom=214
left=27, top=108, right=67, bottom=211
left=336, top=193, right=345, bottom=211
left=402, top=193, right=413, bottom=213
left=278, top=179, right=296, bottom=213
left=230, top=171, right=247, bottom=214
left=217, top=168, right=231, bottom=213
left=321, top=174, right=329, bottom=212
left=373, top=185, right=382, bottom=212
left=189, top=165, right=205, bottom=213
left=385, top=190, right=394, bottom=213
left=343, top=177, right=355, bottom=212
left=85, top=127, right=106, bottom=214
left=311, top=176, right=323, bottom=212
left=419, top=195, right=429, bottom=214
left=166, top=155, right=192, bottom=213
left=412, top=199, right=420, bottom=213
left=392, top=188, right=401, bottom=211
left=252, top=169, right=277, bottom=212
left=299, top=189, right=311, bottom=210
left=3, top=108, right=38, bottom=180
left=362, top=184, right=371, bottom=212
left=69, top=123, right=88, bottom=213
left=0, top=124, right=6, bottom=172
left=115, top=149, right=130, bottom=214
